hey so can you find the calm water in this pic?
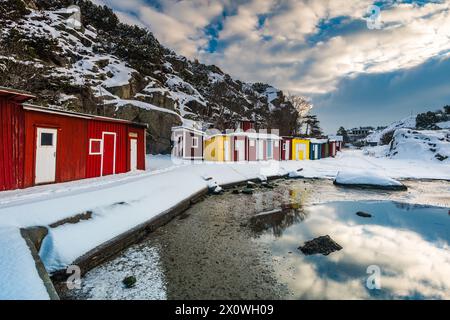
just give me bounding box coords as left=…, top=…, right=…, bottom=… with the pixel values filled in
left=64, top=180, right=450, bottom=300
left=253, top=201, right=450, bottom=299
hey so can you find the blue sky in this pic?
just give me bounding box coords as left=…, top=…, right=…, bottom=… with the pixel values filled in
left=94, top=0, right=450, bottom=133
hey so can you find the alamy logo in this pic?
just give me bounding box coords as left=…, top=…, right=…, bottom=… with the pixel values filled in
left=366, top=5, right=382, bottom=30
left=66, top=265, right=82, bottom=290
left=366, top=265, right=381, bottom=290
left=66, top=5, right=82, bottom=30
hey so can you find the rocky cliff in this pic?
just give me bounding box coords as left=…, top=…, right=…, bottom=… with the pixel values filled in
left=0, top=0, right=300, bottom=154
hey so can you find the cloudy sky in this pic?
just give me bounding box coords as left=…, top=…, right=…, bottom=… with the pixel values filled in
left=93, top=0, right=450, bottom=133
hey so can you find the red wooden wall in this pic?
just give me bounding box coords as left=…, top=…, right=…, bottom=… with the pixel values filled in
left=281, top=138, right=292, bottom=160
left=86, top=120, right=128, bottom=178
left=23, top=110, right=88, bottom=188
left=0, top=98, right=25, bottom=191
left=129, top=127, right=146, bottom=170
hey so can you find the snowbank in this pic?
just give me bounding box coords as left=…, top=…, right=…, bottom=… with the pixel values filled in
left=0, top=227, right=49, bottom=300
left=334, top=170, right=407, bottom=190
left=436, top=121, right=450, bottom=129
left=387, top=129, right=450, bottom=162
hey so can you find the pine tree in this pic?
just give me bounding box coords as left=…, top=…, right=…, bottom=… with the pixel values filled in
left=337, top=126, right=349, bottom=143
left=304, top=115, right=322, bottom=137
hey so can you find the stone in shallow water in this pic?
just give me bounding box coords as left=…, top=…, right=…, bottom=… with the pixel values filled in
left=356, top=211, right=372, bottom=218
left=122, top=276, right=137, bottom=288
left=298, top=235, right=343, bottom=256
left=242, top=188, right=254, bottom=195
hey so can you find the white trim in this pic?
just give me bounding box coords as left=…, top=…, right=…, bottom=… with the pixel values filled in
left=129, top=138, right=138, bottom=171
left=23, top=105, right=92, bottom=119
left=182, top=131, right=186, bottom=159
left=89, top=139, right=103, bottom=155
left=192, top=136, right=199, bottom=149
left=35, top=128, right=58, bottom=184
left=101, top=132, right=117, bottom=176
left=22, top=104, right=148, bottom=127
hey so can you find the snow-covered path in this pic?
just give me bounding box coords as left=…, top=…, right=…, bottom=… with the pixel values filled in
left=0, top=149, right=449, bottom=300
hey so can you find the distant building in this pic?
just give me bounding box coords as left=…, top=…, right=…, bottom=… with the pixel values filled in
left=347, top=127, right=375, bottom=143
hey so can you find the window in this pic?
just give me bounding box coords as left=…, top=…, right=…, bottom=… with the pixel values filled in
left=249, top=140, right=255, bottom=147
left=282, top=143, right=286, bottom=151
left=40, top=133, right=54, bottom=146
left=89, top=139, right=103, bottom=155
left=192, top=137, right=199, bottom=149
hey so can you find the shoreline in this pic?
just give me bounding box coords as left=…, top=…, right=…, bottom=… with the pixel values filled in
left=59, top=178, right=450, bottom=300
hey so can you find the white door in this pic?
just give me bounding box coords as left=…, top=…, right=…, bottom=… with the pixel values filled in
left=315, top=146, right=318, bottom=159
left=130, top=139, right=138, bottom=171
left=224, top=140, right=230, bottom=161
left=267, top=140, right=273, bottom=159
left=258, top=140, right=264, bottom=160
left=296, top=143, right=306, bottom=160
left=236, top=140, right=245, bottom=161
left=35, top=128, right=58, bottom=185
left=286, top=141, right=290, bottom=160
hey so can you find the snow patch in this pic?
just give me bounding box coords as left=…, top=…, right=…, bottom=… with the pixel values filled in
left=0, top=227, right=49, bottom=300
left=335, top=170, right=404, bottom=187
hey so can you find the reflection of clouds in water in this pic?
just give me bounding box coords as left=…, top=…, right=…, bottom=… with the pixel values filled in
left=268, top=203, right=450, bottom=299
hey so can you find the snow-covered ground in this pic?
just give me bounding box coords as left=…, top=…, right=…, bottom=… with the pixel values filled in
left=0, top=149, right=449, bottom=300
left=0, top=227, right=50, bottom=300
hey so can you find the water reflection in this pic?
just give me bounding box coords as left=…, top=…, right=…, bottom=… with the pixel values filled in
left=249, top=204, right=307, bottom=238
left=255, top=201, right=450, bottom=300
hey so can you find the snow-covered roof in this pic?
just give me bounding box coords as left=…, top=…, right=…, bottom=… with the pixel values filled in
left=0, top=87, right=36, bottom=102
left=328, top=135, right=343, bottom=142
left=171, top=126, right=205, bottom=135
left=310, top=138, right=329, bottom=144
left=229, top=132, right=282, bottom=140
left=22, top=104, right=148, bottom=128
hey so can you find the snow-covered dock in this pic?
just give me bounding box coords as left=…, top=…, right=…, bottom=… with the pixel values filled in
left=0, top=149, right=449, bottom=299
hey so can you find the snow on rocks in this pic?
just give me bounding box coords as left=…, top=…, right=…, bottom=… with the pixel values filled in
left=206, top=179, right=223, bottom=194
left=334, top=170, right=407, bottom=191
left=365, top=115, right=416, bottom=145
left=65, top=244, right=166, bottom=300
left=436, top=121, right=450, bottom=129
left=387, top=129, right=450, bottom=162
left=288, top=169, right=304, bottom=179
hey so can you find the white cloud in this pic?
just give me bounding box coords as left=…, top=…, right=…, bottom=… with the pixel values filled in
left=98, top=0, right=450, bottom=95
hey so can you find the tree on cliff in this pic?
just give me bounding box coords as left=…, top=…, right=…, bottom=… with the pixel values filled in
left=304, top=114, right=322, bottom=137
left=287, top=93, right=313, bottom=135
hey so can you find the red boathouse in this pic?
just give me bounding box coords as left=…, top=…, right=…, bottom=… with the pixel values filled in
left=0, top=88, right=147, bottom=192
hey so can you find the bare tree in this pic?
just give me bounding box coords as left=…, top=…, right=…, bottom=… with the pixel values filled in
left=287, top=93, right=313, bottom=134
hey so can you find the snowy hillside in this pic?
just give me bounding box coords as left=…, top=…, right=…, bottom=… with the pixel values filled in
left=0, top=0, right=299, bottom=153
left=365, top=115, right=416, bottom=144
left=386, top=129, right=450, bottom=162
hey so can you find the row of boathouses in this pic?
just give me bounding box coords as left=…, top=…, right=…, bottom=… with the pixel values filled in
left=171, top=121, right=343, bottom=162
